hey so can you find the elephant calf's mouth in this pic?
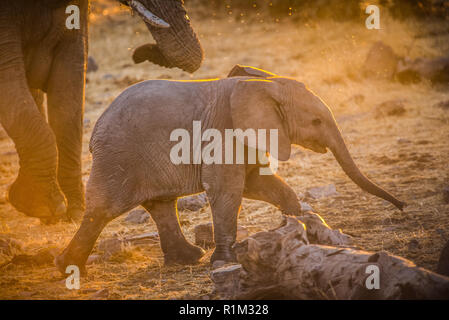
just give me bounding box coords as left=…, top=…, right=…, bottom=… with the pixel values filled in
left=302, top=141, right=328, bottom=154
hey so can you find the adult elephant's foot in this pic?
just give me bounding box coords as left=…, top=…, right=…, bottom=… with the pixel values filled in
left=164, top=242, right=205, bottom=265
left=8, top=172, right=66, bottom=224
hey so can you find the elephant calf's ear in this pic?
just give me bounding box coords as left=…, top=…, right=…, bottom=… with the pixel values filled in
left=227, top=65, right=277, bottom=78
left=132, top=44, right=174, bottom=68
left=230, top=80, right=291, bottom=161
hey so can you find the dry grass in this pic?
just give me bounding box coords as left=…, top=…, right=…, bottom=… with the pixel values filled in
left=0, top=3, right=449, bottom=299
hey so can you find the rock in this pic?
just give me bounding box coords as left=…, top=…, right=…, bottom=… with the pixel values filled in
left=210, top=264, right=242, bottom=298
left=363, top=41, right=398, bottom=80
left=8, top=248, right=55, bottom=266
left=87, top=56, right=98, bottom=73
left=0, top=238, right=22, bottom=256
left=443, top=186, right=449, bottom=204
left=437, top=239, right=449, bottom=277
left=408, top=239, right=421, bottom=251
left=86, top=254, right=103, bottom=265
left=177, top=193, right=208, bottom=212
left=397, top=56, right=449, bottom=85
left=98, top=238, right=123, bottom=256
left=124, top=209, right=150, bottom=224
left=194, top=223, right=214, bottom=249
left=125, top=232, right=159, bottom=245
left=300, top=201, right=314, bottom=212
left=397, top=138, right=411, bottom=144
left=89, top=288, right=109, bottom=300
left=375, top=99, right=407, bottom=118
left=102, top=73, right=115, bottom=80
left=97, top=232, right=159, bottom=258
left=306, top=184, right=338, bottom=199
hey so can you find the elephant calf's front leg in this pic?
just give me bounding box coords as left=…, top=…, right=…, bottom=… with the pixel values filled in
left=243, top=167, right=301, bottom=216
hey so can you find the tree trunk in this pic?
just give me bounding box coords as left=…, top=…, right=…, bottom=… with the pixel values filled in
left=211, top=215, right=449, bottom=299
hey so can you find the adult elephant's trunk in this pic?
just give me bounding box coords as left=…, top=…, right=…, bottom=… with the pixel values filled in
left=130, top=0, right=204, bottom=73
left=328, top=125, right=405, bottom=211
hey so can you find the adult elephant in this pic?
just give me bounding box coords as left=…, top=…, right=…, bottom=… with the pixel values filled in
left=0, top=0, right=203, bottom=224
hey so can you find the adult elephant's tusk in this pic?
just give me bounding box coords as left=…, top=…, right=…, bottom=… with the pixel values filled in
left=129, top=0, right=170, bottom=29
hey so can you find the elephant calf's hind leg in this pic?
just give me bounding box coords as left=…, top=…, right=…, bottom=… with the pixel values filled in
left=142, top=200, right=205, bottom=265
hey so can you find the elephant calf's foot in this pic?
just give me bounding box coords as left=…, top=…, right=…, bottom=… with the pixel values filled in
left=55, top=251, right=87, bottom=277
left=164, top=242, right=205, bottom=265
left=8, top=173, right=66, bottom=224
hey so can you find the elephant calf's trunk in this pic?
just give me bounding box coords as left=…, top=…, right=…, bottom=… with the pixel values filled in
left=329, top=134, right=405, bottom=211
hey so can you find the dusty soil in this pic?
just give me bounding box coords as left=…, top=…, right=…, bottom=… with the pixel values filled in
left=0, top=3, right=448, bottom=299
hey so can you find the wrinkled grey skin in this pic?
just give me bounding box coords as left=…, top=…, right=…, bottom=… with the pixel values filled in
left=56, top=65, right=405, bottom=274
left=0, top=0, right=203, bottom=224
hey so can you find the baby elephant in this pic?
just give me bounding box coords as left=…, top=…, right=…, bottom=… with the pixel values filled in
left=56, top=65, right=405, bottom=274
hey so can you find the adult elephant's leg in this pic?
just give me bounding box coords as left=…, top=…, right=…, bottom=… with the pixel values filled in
left=47, top=33, right=87, bottom=221
left=203, top=165, right=246, bottom=264
left=0, top=33, right=65, bottom=223
left=243, top=166, right=301, bottom=216
left=142, top=200, right=205, bottom=265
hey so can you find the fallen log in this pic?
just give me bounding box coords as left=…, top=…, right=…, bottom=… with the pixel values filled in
left=211, top=215, right=449, bottom=299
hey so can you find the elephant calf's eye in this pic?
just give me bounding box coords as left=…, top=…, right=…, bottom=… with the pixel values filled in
left=312, top=118, right=322, bottom=126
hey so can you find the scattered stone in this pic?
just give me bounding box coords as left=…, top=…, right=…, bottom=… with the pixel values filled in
left=397, top=56, right=449, bottom=85
left=296, top=192, right=305, bottom=200
left=177, top=193, right=208, bottom=211
left=89, top=288, right=109, bottom=300
left=300, top=202, right=314, bottom=212
left=375, top=99, right=407, bottom=118
left=363, top=41, right=398, bottom=80
left=408, top=239, right=421, bottom=251
left=434, top=100, right=449, bottom=110
left=210, top=264, right=242, bottom=298
left=397, top=138, right=411, bottom=144
left=98, top=238, right=123, bottom=256
left=102, top=73, right=115, bottom=80
left=87, top=56, right=98, bottom=73
left=443, top=186, right=449, bottom=204
left=124, top=209, right=150, bottom=224
left=96, top=232, right=159, bottom=259
left=125, top=232, right=159, bottom=245
left=306, top=184, right=338, bottom=199
left=437, top=239, right=449, bottom=277
left=86, top=254, right=103, bottom=265
left=194, top=223, right=214, bottom=249
left=7, top=248, right=56, bottom=266
left=0, top=238, right=22, bottom=256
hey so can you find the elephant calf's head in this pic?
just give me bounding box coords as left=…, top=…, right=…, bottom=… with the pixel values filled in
left=229, top=69, right=405, bottom=211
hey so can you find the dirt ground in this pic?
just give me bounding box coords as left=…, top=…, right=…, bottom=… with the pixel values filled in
left=1, top=3, right=449, bottom=299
